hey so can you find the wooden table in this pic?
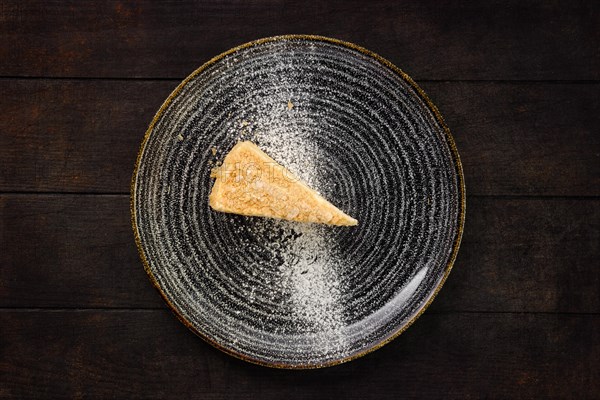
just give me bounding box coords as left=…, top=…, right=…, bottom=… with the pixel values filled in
left=1, top=1, right=598, bottom=398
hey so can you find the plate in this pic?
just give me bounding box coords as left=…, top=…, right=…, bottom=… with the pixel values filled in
left=132, top=35, right=465, bottom=368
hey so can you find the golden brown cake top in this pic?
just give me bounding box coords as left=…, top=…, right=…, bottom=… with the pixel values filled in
left=209, top=141, right=358, bottom=226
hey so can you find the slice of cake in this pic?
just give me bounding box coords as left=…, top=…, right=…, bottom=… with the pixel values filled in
left=209, top=141, right=358, bottom=226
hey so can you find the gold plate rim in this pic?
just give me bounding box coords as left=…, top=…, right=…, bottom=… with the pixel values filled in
left=130, top=34, right=466, bottom=369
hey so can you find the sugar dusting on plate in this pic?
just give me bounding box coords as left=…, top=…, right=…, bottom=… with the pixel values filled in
left=280, top=223, right=345, bottom=338
left=229, top=95, right=348, bottom=350
left=135, top=38, right=463, bottom=367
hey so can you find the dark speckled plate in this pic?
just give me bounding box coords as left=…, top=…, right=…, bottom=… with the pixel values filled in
left=132, top=35, right=465, bottom=368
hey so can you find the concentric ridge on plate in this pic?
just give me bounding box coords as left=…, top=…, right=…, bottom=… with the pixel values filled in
left=131, top=35, right=465, bottom=368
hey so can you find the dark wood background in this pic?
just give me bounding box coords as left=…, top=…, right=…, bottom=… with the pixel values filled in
left=1, top=1, right=599, bottom=398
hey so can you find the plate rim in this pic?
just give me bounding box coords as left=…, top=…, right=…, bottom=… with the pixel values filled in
left=130, top=34, right=466, bottom=369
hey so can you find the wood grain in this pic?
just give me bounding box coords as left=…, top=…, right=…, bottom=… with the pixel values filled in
left=0, top=80, right=174, bottom=194
left=0, top=194, right=162, bottom=309
left=1, top=80, right=598, bottom=195
left=1, top=2, right=599, bottom=397
left=421, top=82, right=600, bottom=197
left=430, top=196, right=600, bottom=314
left=0, top=1, right=598, bottom=80
left=1, top=194, right=598, bottom=313
left=1, top=310, right=598, bottom=399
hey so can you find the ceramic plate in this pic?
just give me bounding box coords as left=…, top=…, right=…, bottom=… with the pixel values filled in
left=132, top=35, right=465, bottom=368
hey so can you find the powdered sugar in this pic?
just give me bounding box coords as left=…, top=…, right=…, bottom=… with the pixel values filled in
left=134, top=37, right=463, bottom=367
left=279, top=223, right=345, bottom=337
left=229, top=94, right=348, bottom=345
